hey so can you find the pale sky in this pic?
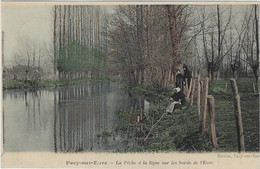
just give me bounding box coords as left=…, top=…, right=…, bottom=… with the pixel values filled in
left=1, top=3, right=116, bottom=68
left=1, top=3, right=253, bottom=68
left=2, top=3, right=53, bottom=67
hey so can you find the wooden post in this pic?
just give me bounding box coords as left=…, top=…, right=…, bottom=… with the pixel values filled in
left=235, top=95, right=245, bottom=152
left=200, top=80, right=204, bottom=116
left=207, top=95, right=218, bottom=150
left=137, top=115, right=140, bottom=124
left=197, top=76, right=201, bottom=117
left=140, top=108, right=143, bottom=121
left=230, top=79, right=245, bottom=152
left=185, top=78, right=193, bottom=104
left=201, top=77, right=209, bottom=135
left=185, top=79, right=189, bottom=96
left=190, top=80, right=196, bottom=106
left=187, top=78, right=193, bottom=98
left=253, top=82, right=256, bottom=93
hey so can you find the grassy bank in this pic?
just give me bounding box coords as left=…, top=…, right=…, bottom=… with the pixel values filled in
left=116, top=78, right=259, bottom=152
left=209, top=78, right=259, bottom=152
left=3, top=76, right=114, bottom=90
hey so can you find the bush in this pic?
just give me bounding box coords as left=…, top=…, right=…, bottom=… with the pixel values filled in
left=101, top=131, right=112, bottom=137
left=116, top=109, right=137, bottom=123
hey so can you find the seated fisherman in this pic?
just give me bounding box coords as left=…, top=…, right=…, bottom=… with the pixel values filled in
left=166, top=87, right=186, bottom=114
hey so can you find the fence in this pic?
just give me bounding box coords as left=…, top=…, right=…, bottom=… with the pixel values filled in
left=134, top=76, right=246, bottom=152
left=183, top=76, right=245, bottom=152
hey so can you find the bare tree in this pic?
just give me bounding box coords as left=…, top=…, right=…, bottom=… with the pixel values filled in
left=241, top=5, right=259, bottom=90
left=14, top=39, right=46, bottom=80
left=254, top=4, right=259, bottom=89
left=107, top=5, right=191, bottom=87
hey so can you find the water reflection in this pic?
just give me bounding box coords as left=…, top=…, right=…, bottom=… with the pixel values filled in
left=3, top=82, right=132, bottom=152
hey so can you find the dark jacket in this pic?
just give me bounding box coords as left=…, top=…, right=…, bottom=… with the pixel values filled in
left=183, top=64, right=192, bottom=88
left=175, top=73, right=184, bottom=91
left=171, top=91, right=186, bottom=105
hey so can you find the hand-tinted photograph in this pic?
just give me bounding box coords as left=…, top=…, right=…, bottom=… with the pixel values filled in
left=2, top=3, right=259, bottom=154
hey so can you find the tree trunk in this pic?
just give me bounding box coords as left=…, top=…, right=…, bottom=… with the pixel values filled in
left=167, top=5, right=181, bottom=80
left=217, top=5, right=221, bottom=78
left=54, top=6, right=57, bottom=74
left=255, top=5, right=259, bottom=91
left=136, top=5, right=144, bottom=85
left=208, top=68, right=212, bottom=81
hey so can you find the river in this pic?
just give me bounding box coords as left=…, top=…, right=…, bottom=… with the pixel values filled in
left=3, top=82, right=139, bottom=152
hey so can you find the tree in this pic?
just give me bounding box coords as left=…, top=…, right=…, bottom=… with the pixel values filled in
left=14, top=39, right=46, bottom=80
left=241, top=5, right=259, bottom=90
left=53, top=5, right=108, bottom=79
left=253, top=4, right=259, bottom=90
left=195, top=5, right=241, bottom=81
left=167, top=5, right=181, bottom=81
left=56, top=42, right=105, bottom=79
left=107, top=5, right=191, bottom=87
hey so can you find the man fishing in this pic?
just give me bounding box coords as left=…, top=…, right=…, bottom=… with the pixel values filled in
left=166, top=87, right=186, bottom=114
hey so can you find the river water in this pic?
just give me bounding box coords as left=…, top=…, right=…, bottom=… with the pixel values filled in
left=3, top=82, right=138, bottom=152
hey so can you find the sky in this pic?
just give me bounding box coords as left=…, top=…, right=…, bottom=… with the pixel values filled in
left=2, top=3, right=53, bottom=67
left=1, top=3, right=117, bottom=67
left=1, top=3, right=254, bottom=68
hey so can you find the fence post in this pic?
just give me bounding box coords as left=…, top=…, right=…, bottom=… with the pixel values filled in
left=185, top=78, right=193, bottom=104
left=190, top=79, right=196, bottom=106
left=185, top=79, right=189, bottom=96
left=137, top=115, right=140, bottom=124
left=253, top=82, right=256, bottom=93
left=207, top=95, right=218, bottom=150
left=140, top=108, right=143, bottom=121
left=197, top=76, right=201, bottom=117
left=230, top=79, right=245, bottom=152
left=201, top=77, right=209, bottom=135
left=200, top=80, right=204, bottom=114
left=187, top=78, right=193, bottom=98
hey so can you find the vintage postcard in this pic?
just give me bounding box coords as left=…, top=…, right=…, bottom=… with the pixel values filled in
left=1, top=1, right=259, bottom=168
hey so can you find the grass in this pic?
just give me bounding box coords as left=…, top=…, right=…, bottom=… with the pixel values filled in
left=116, top=78, right=259, bottom=152
left=101, top=131, right=112, bottom=137
left=116, top=109, right=138, bottom=123
left=3, top=76, right=114, bottom=90
left=209, top=78, right=259, bottom=152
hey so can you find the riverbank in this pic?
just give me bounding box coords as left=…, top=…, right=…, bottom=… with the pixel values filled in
left=115, top=78, right=259, bottom=152
left=3, top=76, right=115, bottom=90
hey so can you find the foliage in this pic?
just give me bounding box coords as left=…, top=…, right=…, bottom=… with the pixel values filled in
left=120, top=78, right=259, bottom=152
left=129, top=84, right=175, bottom=103
left=115, top=124, right=134, bottom=132
left=209, top=78, right=256, bottom=96
left=56, top=42, right=105, bottom=73
left=3, top=76, right=112, bottom=90
left=101, top=131, right=112, bottom=137
left=116, top=109, right=137, bottom=123
left=3, top=80, right=32, bottom=89
left=140, top=102, right=213, bottom=152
